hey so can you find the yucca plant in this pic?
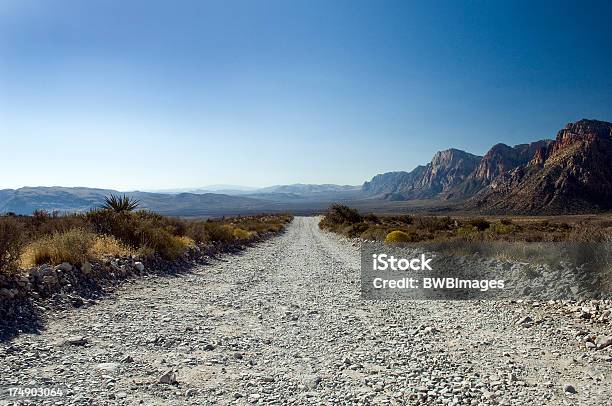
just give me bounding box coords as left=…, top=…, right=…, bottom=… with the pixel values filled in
left=102, top=194, right=140, bottom=213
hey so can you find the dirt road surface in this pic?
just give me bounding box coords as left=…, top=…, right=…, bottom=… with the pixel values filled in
left=1, top=217, right=611, bottom=405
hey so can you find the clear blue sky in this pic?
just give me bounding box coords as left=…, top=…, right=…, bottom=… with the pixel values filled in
left=1, top=0, right=611, bottom=190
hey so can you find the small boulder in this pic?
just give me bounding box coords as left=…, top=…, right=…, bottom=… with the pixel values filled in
left=134, top=262, right=145, bottom=272
left=159, top=369, right=178, bottom=385
left=56, top=262, right=73, bottom=272
left=563, top=384, right=577, bottom=394
left=121, top=355, right=134, bottom=363
left=595, top=336, right=612, bottom=350
left=0, top=288, right=15, bottom=299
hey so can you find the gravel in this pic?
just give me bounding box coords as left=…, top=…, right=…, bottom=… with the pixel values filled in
left=0, top=217, right=611, bottom=405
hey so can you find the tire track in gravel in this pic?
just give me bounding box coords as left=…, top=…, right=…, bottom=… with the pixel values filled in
left=1, top=217, right=611, bottom=405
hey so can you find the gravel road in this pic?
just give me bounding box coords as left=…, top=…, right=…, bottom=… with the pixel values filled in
left=1, top=217, right=611, bottom=405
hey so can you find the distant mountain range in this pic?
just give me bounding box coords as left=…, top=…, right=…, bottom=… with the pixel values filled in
left=0, top=184, right=361, bottom=217
left=0, top=187, right=278, bottom=217
left=2, top=119, right=610, bottom=216
left=361, top=119, right=612, bottom=214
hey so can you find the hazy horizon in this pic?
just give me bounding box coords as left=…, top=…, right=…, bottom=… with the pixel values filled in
left=2, top=0, right=612, bottom=190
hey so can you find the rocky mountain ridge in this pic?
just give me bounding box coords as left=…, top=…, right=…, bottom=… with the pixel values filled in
left=363, top=149, right=481, bottom=200
left=363, top=119, right=612, bottom=214
left=472, top=119, right=612, bottom=213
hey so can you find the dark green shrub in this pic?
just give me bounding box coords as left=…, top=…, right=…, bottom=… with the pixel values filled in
left=363, top=213, right=380, bottom=224
left=0, top=216, right=23, bottom=272
left=322, top=204, right=362, bottom=226
left=344, top=222, right=369, bottom=237
left=468, top=218, right=490, bottom=231
left=415, top=216, right=452, bottom=232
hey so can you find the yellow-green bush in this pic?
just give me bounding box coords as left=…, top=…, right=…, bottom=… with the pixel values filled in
left=492, top=221, right=517, bottom=234
left=232, top=227, right=253, bottom=240
left=137, top=225, right=191, bottom=260
left=384, top=230, right=415, bottom=244
left=456, top=225, right=479, bottom=238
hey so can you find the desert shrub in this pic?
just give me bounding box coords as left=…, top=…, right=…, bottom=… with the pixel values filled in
left=160, top=215, right=188, bottom=236
left=363, top=213, right=380, bottom=224
left=90, top=235, right=133, bottom=259
left=232, top=227, right=253, bottom=240
left=87, top=209, right=139, bottom=246
left=360, top=226, right=389, bottom=241
left=320, top=204, right=362, bottom=228
left=456, top=226, right=480, bottom=238
left=384, top=230, right=416, bottom=244
left=491, top=221, right=517, bottom=234
left=185, top=221, right=210, bottom=243
left=0, top=216, right=24, bottom=272
left=387, top=215, right=413, bottom=225
left=499, top=218, right=513, bottom=226
left=568, top=223, right=609, bottom=243
left=558, top=222, right=571, bottom=230
left=204, top=222, right=236, bottom=243
left=136, top=224, right=190, bottom=260
left=342, top=222, right=370, bottom=238
left=414, top=216, right=452, bottom=232
left=137, top=246, right=156, bottom=259
left=26, top=212, right=90, bottom=239
left=468, top=218, right=490, bottom=231
left=20, top=228, right=96, bottom=267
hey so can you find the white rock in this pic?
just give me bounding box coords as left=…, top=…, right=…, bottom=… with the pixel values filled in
left=64, top=336, right=87, bottom=346
left=96, top=362, right=119, bottom=372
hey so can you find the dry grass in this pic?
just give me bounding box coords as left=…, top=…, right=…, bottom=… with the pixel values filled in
left=20, top=229, right=95, bottom=268
left=19, top=229, right=134, bottom=268
left=90, top=235, right=133, bottom=259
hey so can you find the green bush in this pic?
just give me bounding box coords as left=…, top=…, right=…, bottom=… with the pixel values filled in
left=321, top=204, right=362, bottom=228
